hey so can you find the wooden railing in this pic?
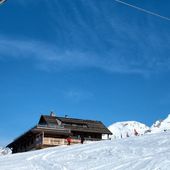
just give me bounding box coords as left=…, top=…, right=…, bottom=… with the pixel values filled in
left=43, top=137, right=81, bottom=146
left=42, top=137, right=103, bottom=146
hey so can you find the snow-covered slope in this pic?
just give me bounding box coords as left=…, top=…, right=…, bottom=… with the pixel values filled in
left=151, top=114, right=170, bottom=133
left=107, top=121, right=149, bottom=139
left=0, top=132, right=170, bottom=170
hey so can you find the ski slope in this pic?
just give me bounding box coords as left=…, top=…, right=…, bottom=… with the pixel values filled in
left=0, top=132, right=170, bottom=170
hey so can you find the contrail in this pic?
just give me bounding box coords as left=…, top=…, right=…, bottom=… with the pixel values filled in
left=0, top=0, right=7, bottom=5
left=114, top=0, right=170, bottom=22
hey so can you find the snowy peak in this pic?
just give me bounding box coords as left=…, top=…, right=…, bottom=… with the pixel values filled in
left=151, top=114, right=170, bottom=133
left=105, top=114, right=170, bottom=139
left=107, top=121, right=149, bottom=139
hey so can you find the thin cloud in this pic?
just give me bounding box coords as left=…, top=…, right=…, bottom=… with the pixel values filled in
left=42, top=0, right=170, bottom=75
left=64, top=89, right=94, bottom=103
left=0, top=36, right=170, bottom=75
left=1, top=1, right=169, bottom=75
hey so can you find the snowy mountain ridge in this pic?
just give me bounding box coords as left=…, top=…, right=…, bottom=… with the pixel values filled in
left=151, top=114, right=170, bottom=133
left=107, top=121, right=149, bottom=139
left=107, top=114, right=170, bottom=139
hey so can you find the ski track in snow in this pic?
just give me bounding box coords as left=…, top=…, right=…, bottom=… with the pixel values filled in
left=1, top=132, right=170, bottom=170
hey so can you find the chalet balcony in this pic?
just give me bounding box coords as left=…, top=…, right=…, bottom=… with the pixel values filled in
left=42, top=137, right=81, bottom=146
left=41, top=136, right=101, bottom=147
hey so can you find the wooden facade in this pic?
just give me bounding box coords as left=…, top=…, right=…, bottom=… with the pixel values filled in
left=7, top=114, right=112, bottom=153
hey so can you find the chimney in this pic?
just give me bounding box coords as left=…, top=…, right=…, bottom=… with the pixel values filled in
left=50, top=111, right=56, bottom=117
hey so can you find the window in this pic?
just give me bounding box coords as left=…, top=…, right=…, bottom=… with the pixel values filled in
left=48, top=123, right=56, bottom=128
left=62, top=122, right=88, bottom=128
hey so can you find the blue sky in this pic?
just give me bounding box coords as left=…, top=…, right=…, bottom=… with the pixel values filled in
left=0, top=0, right=170, bottom=146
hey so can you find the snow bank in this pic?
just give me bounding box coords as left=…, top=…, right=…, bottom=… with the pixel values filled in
left=0, top=132, right=170, bottom=170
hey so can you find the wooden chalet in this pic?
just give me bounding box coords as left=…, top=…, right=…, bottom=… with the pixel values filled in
left=7, top=113, right=112, bottom=153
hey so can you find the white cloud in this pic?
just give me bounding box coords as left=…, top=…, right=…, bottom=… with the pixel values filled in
left=0, top=36, right=170, bottom=76
left=1, top=0, right=170, bottom=76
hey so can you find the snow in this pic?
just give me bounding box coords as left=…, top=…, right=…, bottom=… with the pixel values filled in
left=105, top=115, right=170, bottom=140
left=105, top=121, right=149, bottom=139
left=151, top=114, right=170, bottom=133
left=0, top=132, right=170, bottom=170
left=0, top=148, right=11, bottom=156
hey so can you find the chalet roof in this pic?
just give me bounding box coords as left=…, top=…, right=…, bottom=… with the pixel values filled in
left=40, top=115, right=112, bottom=134
left=7, top=114, right=112, bottom=148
